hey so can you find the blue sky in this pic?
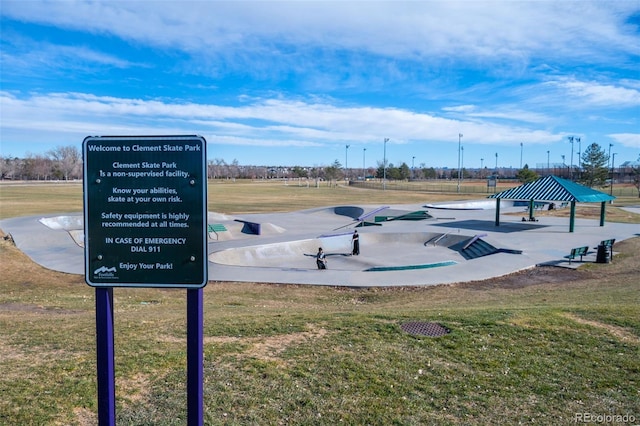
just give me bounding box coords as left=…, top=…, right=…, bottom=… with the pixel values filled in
left=1, top=1, right=639, bottom=170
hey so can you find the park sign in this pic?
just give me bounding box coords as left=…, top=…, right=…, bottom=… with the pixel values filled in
left=83, top=135, right=208, bottom=288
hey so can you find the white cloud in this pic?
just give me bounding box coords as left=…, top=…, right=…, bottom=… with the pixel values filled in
left=1, top=91, right=564, bottom=154
left=556, top=79, right=640, bottom=107
left=3, top=1, right=637, bottom=67
left=442, top=105, right=476, bottom=113
left=609, top=133, right=640, bottom=149
left=443, top=104, right=551, bottom=125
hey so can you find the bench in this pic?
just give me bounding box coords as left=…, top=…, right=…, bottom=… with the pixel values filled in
left=567, top=246, right=589, bottom=263
left=594, top=239, right=615, bottom=263
left=599, top=239, right=615, bottom=248
left=207, top=223, right=228, bottom=240
left=207, top=224, right=227, bottom=233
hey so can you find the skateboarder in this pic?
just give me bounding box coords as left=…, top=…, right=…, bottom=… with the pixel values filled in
left=352, top=230, right=360, bottom=255
left=316, top=247, right=327, bottom=269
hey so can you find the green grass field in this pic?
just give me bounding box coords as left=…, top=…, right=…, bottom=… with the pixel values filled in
left=1, top=181, right=639, bottom=425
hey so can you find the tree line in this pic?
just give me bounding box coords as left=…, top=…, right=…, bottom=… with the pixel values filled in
left=2, top=143, right=638, bottom=197
left=1, top=146, right=83, bottom=181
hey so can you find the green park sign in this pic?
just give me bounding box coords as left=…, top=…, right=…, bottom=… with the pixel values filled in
left=83, top=135, right=208, bottom=288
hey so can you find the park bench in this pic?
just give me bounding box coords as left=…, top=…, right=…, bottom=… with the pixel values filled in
left=567, top=246, right=589, bottom=263
left=594, top=239, right=615, bottom=263
left=207, top=223, right=228, bottom=240
left=598, top=238, right=615, bottom=249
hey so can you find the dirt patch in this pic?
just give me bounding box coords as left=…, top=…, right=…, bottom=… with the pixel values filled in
left=456, top=265, right=591, bottom=290
left=119, top=373, right=153, bottom=404
left=73, top=408, right=97, bottom=426
left=0, top=302, right=81, bottom=315
left=205, top=325, right=328, bottom=364
left=250, top=326, right=327, bottom=361
left=562, top=313, right=640, bottom=344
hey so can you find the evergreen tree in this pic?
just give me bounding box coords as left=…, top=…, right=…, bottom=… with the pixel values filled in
left=375, top=161, right=385, bottom=179
left=579, top=143, right=609, bottom=187
left=376, top=161, right=402, bottom=180
left=386, top=163, right=401, bottom=180
left=398, top=162, right=411, bottom=180
left=422, top=167, right=437, bottom=179
left=291, top=166, right=308, bottom=178
left=516, top=164, right=538, bottom=183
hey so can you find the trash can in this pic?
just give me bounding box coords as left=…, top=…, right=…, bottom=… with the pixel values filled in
left=595, top=244, right=610, bottom=263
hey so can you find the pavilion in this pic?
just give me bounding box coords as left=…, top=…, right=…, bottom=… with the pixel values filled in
left=488, top=175, right=616, bottom=232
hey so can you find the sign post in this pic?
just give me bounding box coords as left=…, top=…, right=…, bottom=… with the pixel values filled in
left=83, top=135, right=208, bottom=424
left=95, top=287, right=115, bottom=424
left=187, top=288, right=204, bottom=425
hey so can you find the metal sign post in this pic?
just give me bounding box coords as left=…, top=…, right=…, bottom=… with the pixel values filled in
left=83, top=135, right=208, bottom=425
left=95, top=287, right=115, bottom=424
left=187, top=288, right=204, bottom=425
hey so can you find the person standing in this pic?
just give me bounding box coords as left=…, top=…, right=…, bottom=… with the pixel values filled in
left=352, top=230, right=360, bottom=255
left=316, top=247, right=327, bottom=269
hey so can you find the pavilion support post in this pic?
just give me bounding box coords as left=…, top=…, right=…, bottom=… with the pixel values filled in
left=529, top=199, right=535, bottom=221
left=599, top=201, right=606, bottom=227
left=495, top=198, right=501, bottom=226
left=569, top=201, right=576, bottom=233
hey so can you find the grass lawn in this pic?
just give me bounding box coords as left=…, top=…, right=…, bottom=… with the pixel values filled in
left=0, top=181, right=639, bottom=425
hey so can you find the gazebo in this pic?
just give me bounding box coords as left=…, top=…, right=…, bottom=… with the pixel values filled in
left=488, top=175, right=616, bottom=232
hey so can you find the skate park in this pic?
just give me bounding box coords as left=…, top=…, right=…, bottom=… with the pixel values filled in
left=2, top=198, right=639, bottom=287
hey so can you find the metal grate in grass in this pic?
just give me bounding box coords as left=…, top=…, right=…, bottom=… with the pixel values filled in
left=401, top=321, right=451, bottom=337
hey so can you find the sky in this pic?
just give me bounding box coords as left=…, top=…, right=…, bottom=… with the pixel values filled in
left=1, top=1, right=639, bottom=171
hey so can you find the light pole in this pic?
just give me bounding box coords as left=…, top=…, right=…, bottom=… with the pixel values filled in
left=383, top=138, right=388, bottom=190
left=480, top=158, right=484, bottom=178
left=461, top=146, right=464, bottom=182
left=345, top=144, right=350, bottom=181
left=576, top=137, right=581, bottom=176
left=495, top=152, right=498, bottom=173
left=412, top=156, right=415, bottom=180
left=567, top=136, right=574, bottom=180
left=520, top=142, right=523, bottom=169
left=610, top=152, right=617, bottom=196
left=457, top=133, right=463, bottom=193
left=362, top=148, right=366, bottom=180
left=547, top=150, right=550, bottom=175
left=608, top=143, right=613, bottom=169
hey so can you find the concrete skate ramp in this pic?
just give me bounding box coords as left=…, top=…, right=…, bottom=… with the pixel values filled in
left=425, top=200, right=516, bottom=210
left=209, top=234, right=349, bottom=268
left=38, top=215, right=84, bottom=247
left=39, top=215, right=84, bottom=230
left=303, top=205, right=382, bottom=220
left=435, top=219, right=547, bottom=233
left=208, top=211, right=235, bottom=222
left=209, top=232, right=466, bottom=271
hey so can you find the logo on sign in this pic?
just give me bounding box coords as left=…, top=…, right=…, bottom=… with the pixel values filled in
left=94, top=265, right=118, bottom=279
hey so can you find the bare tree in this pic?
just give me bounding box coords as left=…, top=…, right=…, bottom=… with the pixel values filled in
left=34, top=154, right=54, bottom=180
left=0, top=156, right=21, bottom=180
left=0, top=155, right=8, bottom=179
left=229, top=159, right=240, bottom=180
left=48, top=145, right=81, bottom=180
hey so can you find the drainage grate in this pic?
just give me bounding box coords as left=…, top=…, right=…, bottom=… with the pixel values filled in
left=401, top=322, right=451, bottom=337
